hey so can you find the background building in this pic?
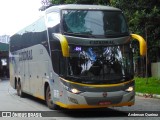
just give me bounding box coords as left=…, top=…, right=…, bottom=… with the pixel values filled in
left=0, top=35, right=9, bottom=78
left=0, top=35, right=10, bottom=43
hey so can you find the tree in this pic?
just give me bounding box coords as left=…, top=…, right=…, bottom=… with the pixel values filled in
left=110, top=0, right=160, bottom=77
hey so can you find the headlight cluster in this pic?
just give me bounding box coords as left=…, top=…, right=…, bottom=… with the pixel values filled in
left=70, top=88, right=81, bottom=94
left=60, top=81, right=81, bottom=94
left=125, top=86, right=134, bottom=92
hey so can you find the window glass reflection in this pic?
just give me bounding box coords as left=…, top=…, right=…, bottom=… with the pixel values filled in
left=67, top=45, right=133, bottom=83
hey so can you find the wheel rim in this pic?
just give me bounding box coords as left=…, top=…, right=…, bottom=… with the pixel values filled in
left=46, top=87, right=53, bottom=107
left=17, top=82, right=21, bottom=96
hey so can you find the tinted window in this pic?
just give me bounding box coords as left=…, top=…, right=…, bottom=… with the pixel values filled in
left=62, top=10, right=129, bottom=37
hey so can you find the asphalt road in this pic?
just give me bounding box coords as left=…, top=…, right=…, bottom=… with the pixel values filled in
left=0, top=79, right=160, bottom=120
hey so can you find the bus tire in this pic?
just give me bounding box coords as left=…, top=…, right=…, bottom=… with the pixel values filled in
left=45, top=86, right=59, bottom=110
left=17, top=81, right=25, bottom=98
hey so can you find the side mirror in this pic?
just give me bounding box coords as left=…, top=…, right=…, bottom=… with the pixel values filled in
left=131, top=34, right=147, bottom=56
left=53, top=34, right=69, bottom=57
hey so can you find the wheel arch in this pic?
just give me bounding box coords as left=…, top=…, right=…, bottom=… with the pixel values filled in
left=14, top=77, right=18, bottom=89
left=44, top=82, right=49, bottom=100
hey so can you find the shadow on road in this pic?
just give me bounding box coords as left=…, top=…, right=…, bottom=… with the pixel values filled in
left=23, top=94, right=128, bottom=117
left=60, top=108, right=128, bottom=117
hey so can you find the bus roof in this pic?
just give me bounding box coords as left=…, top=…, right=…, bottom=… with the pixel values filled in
left=45, top=4, right=121, bottom=13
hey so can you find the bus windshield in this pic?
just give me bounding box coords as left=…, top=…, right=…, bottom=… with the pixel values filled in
left=66, top=44, right=133, bottom=84
left=62, top=10, right=129, bottom=37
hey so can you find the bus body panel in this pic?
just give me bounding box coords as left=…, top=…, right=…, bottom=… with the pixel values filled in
left=10, top=44, right=53, bottom=98
left=9, top=4, right=146, bottom=109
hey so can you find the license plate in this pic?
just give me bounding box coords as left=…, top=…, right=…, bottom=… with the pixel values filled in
left=99, top=101, right=111, bottom=105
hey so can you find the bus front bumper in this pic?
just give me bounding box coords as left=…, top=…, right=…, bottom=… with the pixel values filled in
left=55, top=90, right=135, bottom=109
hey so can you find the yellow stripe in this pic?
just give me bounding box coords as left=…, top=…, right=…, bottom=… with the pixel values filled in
left=34, top=95, right=45, bottom=100
left=131, top=34, right=147, bottom=56
left=55, top=101, right=134, bottom=109
left=60, top=77, right=134, bottom=88
left=54, top=34, right=69, bottom=57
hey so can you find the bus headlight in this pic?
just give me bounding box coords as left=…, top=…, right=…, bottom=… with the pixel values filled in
left=61, top=82, right=81, bottom=94
left=126, top=86, right=134, bottom=92
left=60, top=78, right=82, bottom=94
left=71, top=88, right=81, bottom=94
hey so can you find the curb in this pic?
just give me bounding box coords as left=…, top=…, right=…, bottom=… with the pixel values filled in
left=136, top=92, right=160, bottom=99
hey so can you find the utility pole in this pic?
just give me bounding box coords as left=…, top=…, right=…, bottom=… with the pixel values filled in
left=145, top=24, right=148, bottom=84
left=145, top=24, right=154, bottom=84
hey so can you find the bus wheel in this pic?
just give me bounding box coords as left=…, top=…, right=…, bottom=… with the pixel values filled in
left=17, top=81, right=25, bottom=97
left=46, top=86, right=59, bottom=110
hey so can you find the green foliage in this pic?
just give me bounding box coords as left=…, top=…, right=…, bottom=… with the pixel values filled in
left=135, top=77, right=160, bottom=94
left=111, top=0, right=160, bottom=62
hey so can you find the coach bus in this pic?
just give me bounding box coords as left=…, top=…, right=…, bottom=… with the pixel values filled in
left=9, top=4, right=146, bottom=109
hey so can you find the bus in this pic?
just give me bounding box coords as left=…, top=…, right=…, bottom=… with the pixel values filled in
left=9, top=4, right=146, bottom=109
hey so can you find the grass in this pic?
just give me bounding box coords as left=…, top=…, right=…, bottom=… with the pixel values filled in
left=135, top=77, right=160, bottom=94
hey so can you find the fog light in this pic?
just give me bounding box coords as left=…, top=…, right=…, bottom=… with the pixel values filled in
left=68, top=97, right=78, bottom=104
left=126, top=86, right=134, bottom=92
